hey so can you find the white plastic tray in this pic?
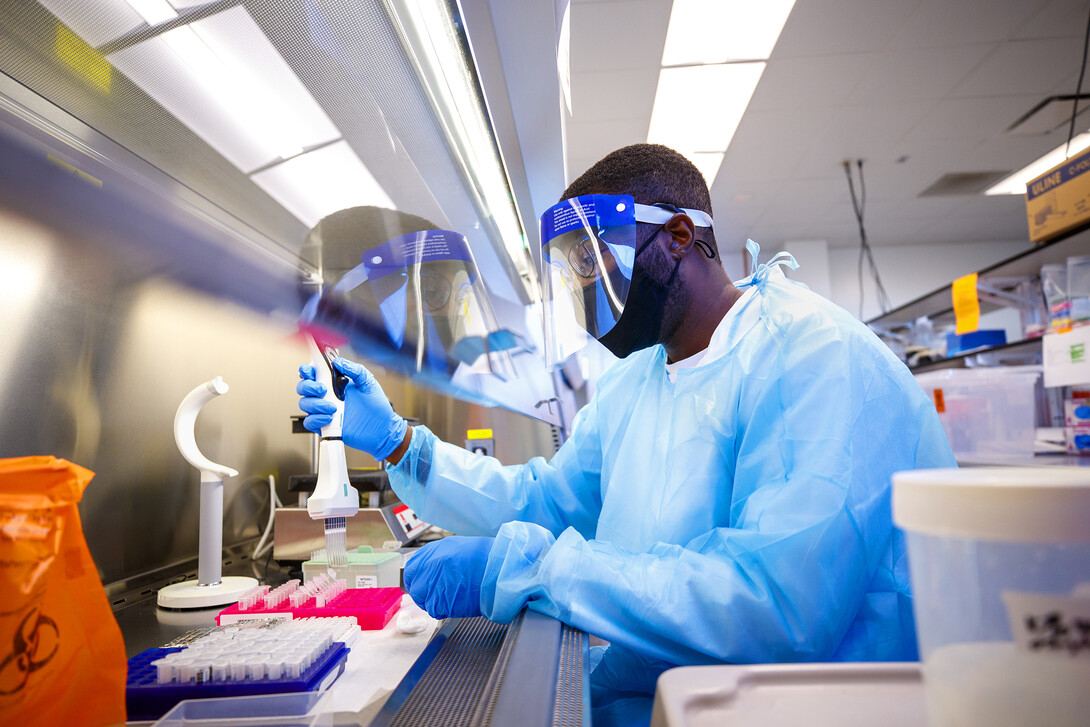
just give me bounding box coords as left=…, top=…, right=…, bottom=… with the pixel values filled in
left=651, top=662, right=926, bottom=727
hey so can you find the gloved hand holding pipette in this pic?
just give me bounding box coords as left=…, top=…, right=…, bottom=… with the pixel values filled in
left=297, top=357, right=409, bottom=462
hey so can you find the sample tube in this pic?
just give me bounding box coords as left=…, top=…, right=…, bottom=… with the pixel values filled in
left=1041, top=264, right=1071, bottom=330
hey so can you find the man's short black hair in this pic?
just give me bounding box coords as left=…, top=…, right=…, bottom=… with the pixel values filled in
left=562, top=143, right=712, bottom=213
left=562, top=144, right=717, bottom=253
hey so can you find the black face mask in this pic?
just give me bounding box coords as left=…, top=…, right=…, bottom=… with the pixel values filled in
left=597, top=240, right=682, bottom=358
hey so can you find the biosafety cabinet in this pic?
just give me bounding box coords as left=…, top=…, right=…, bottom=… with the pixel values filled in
left=1, top=1, right=596, bottom=723
left=0, top=1, right=582, bottom=608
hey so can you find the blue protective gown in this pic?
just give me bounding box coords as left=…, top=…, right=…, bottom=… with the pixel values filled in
left=387, top=265, right=955, bottom=723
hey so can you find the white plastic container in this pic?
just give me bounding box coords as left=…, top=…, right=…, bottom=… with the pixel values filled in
left=893, top=467, right=1090, bottom=727
left=913, top=368, right=1040, bottom=457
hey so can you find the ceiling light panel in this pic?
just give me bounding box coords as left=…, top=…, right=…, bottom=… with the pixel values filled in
left=661, top=0, right=797, bottom=66
left=985, top=132, right=1090, bottom=195
left=37, top=0, right=144, bottom=47
left=107, top=6, right=340, bottom=172
left=647, top=63, right=765, bottom=167
left=251, top=141, right=395, bottom=229
left=125, top=0, right=176, bottom=26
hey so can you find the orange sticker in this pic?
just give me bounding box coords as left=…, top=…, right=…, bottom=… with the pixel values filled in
left=933, top=388, right=946, bottom=413
left=952, top=273, right=980, bottom=335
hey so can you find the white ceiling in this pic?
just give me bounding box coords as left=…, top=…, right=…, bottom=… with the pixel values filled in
left=564, top=0, right=1090, bottom=251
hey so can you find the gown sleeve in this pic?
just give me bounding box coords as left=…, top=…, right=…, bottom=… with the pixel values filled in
left=478, top=316, right=954, bottom=664
left=385, top=395, right=606, bottom=541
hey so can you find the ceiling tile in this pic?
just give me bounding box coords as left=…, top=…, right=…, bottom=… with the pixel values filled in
left=1012, top=0, right=1090, bottom=40
left=904, top=95, right=1043, bottom=141
left=951, top=39, right=1086, bottom=97
left=890, top=0, right=1050, bottom=49
left=569, top=68, right=658, bottom=122
left=847, top=45, right=996, bottom=104
left=789, top=102, right=936, bottom=179
left=565, top=118, right=652, bottom=165
left=568, top=0, right=671, bottom=72
left=717, top=108, right=840, bottom=183
left=771, top=0, right=921, bottom=58
left=747, top=54, right=873, bottom=112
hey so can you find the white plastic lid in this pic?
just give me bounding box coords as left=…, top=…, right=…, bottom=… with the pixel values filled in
left=893, top=467, right=1090, bottom=544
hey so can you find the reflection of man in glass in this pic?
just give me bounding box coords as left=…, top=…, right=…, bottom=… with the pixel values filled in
left=301, top=206, right=487, bottom=376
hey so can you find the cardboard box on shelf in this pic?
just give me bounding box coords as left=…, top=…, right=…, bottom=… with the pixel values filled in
left=1025, top=145, right=1090, bottom=243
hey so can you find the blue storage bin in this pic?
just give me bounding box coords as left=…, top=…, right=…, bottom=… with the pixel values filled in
left=946, top=329, right=1006, bottom=356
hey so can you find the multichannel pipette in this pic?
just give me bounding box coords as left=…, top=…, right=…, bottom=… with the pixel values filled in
left=305, top=334, right=358, bottom=567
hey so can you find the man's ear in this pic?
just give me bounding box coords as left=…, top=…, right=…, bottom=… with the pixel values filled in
left=663, top=213, right=696, bottom=259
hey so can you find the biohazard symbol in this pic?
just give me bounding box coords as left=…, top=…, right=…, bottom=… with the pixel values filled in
left=0, top=608, right=60, bottom=695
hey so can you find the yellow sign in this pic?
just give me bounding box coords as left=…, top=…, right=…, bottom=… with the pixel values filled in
left=952, top=273, right=980, bottom=335
left=55, top=25, right=112, bottom=93
left=466, top=429, right=493, bottom=440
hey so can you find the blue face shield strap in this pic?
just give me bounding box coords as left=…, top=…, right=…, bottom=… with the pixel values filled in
left=735, top=239, right=800, bottom=288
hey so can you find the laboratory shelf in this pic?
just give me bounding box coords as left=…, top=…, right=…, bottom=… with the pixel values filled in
left=907, top=337, right=1043, bottom=374
left=866, top=224, right=1090, bottom=332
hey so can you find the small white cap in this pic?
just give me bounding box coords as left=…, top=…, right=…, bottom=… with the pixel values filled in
left=893, top=467, right=1090, bottom=544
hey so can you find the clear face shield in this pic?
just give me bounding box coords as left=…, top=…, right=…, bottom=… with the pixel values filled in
left=538, top=194, right=714, bottom=368
left=301, top=229, right=509, bottom=380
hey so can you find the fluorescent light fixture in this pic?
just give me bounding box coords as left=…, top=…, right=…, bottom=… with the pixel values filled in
left=387, top=0, right=533, bottom=290
left=985, top=132, right=1090, bottom=195
left=251, top=141, right=395, bottom=229
left=662, top=0, right=797, bottom=66
left=37, top=0, right=146, bottom=47
left=107, top=6, right=339, bottom=171
left=648, top=63, right=764, bottom=182
left=125, top=0, right=176, bottom=26
left=688, top=152, right=726, bottom=187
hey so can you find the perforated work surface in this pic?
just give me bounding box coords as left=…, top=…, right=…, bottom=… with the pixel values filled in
left=388, top=617, right=510, bottom=727
left=552, top=623, right=585, bottom=727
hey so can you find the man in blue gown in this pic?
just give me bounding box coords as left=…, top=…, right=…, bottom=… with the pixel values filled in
left=298, top=144, right=956, bottom=726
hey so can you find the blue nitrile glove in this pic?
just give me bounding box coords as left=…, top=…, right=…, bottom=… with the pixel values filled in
left=403, top=536, right=494, bottom=619
left=297, top=357, right=408, bottom=460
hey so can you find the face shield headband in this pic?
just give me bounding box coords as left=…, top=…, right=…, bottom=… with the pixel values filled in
left=538, top=194, right=714, bottom=367
left=301, top=229, right=505, bottom=375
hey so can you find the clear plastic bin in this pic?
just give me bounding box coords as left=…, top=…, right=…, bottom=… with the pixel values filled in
left=893, top=467, right=1090, bottom=727
left=1068, top=255, right=1090, bottom=325
left=913, top=368, right=1040, bottom=457
left=152, top=691, right=331, bottom=726
left=1041, top=263, right=1071, bottom=330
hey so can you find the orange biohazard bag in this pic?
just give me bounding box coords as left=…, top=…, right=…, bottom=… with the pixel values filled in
left=0, top=456, right=127, bottom=726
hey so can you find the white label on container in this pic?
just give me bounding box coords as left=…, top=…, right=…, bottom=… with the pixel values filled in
left=355, top=575, right=377, bottom=588
left=1002, top=588, right=1090, bottom=658
left=1043, top=326, right=1090, bottom=388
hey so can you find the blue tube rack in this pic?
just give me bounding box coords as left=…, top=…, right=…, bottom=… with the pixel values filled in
left=125, top=642, right=348, bottom=721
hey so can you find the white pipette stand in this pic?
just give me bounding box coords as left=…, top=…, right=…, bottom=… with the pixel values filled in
left=158, top=377, right=258, bottom=609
